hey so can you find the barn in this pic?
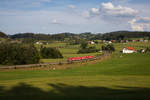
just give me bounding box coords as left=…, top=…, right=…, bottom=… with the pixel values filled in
left=122, top=47, right=136, bottom=53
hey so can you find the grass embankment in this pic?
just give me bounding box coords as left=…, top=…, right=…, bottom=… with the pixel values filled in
left=0, top=53, right=150, bottom=100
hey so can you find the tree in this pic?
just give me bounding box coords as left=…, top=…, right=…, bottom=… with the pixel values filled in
left=80, top=42, right=88, bottom=49
left=101, top=44, right=115, bottom=52
left=0, top=31, right=8, bottom=38
left=77, top=46, right=99, bottom=54
left=0, top=43, right=40, bottom=65
left=40, top=47, right=63, bottom=59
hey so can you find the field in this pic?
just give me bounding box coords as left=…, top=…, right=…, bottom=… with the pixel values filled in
left=38, top=42, right=102, bottom=63
left=0, top=42, right=150, bottom=100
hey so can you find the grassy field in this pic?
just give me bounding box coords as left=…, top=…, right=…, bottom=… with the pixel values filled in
left=0, top=49, right=150, bottom=100
left=38, top=42, right=103, bottom=63
left=39, top=41, right=150, bottom=63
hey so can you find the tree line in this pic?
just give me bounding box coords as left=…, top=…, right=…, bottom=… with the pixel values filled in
left=0, top=31, right=8, bottom=38
left=1, top=31, right=150, bottom=41
left=0, top=43, right=63, bottom=65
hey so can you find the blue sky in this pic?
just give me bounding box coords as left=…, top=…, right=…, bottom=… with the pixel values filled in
left=0, top=0, right=150, bottom=34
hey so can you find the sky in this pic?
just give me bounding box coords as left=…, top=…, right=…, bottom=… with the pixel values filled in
left=0, top=0, right=150, bottom=34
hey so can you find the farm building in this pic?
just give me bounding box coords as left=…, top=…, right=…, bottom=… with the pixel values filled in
left=36, top=41, right=43, bottom=45
left=108, top=41, right=112, bottom=44
left=122, top=47, right=136, bottom=53
left=88, top=41, right=95, bottom=44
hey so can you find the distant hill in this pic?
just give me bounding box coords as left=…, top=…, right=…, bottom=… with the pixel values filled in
left=10, top=31, right=150, bottom=41
left=0, top=31, right=8, bottom=38
left=98, top=31, right=150, bottom=40
left=10, top=32, right=77, bottom=41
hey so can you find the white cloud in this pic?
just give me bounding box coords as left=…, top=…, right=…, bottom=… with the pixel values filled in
left=102, top=2, right=114, bottom=10
left=82, top=11, right=90, bottom=18
left=88, top=2, right=139, bottom=21
left=136, top=17, right=150, bottom=23
left=41, top=0, right=52, bottom=3
left=112, top=0, right=129, bottom=3
left=90, top=8, right=100, bottom=15
left=129, top=17, right=150, bottom=31
left=130, top=24, right=144, bottom=31
left=101, top=2, right=138, bottom=17
left=68, top=5, right=76, bottom=9
left=51, top=19, right=62, bottom=24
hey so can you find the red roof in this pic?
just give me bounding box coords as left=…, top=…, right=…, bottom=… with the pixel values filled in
left=127, top=47, right=134, bottom=50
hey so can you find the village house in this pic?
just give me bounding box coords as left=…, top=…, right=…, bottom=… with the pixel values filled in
left=132, top=40, right=136, bottom=42
left=103, top=40, right=106, bottom=43
left=125, top=40, right=129, bottom=43
left=144, top=40, right=148, bottom=42
left=111, top=40, right=116, bottom=43
left=140, top=39, right=144, bottom=42
left=36, top=41, right=43, bottom=45
left=88, top=41, right=95, bottom=44
left=122, top=47, right=136, bottom=54
left=108, top=41, right=112, bottom=44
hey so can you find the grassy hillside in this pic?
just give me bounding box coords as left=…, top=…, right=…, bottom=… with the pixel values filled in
left=0, top=53, right=150, bottom=80
left=0, top=52, right=150, bottom=100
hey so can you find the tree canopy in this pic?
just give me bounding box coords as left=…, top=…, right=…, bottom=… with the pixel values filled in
left=40, top=47, right=63, bottom=59
left=10, top=31, right=150, bottom=41
left=0, top=31, right=8, bottom=38
left=0, top=43, right=40, bottom=65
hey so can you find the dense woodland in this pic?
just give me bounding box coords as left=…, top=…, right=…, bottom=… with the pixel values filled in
left=1, top=31, right=150, bottom=41
left=0, top=43, right=40, bottom=65
left=0, top=31, right=8, bottom=38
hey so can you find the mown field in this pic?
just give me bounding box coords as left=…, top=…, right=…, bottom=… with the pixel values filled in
left=0, top=41, right=150, bottom=100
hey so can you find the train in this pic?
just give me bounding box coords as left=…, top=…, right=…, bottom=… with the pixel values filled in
left=68, top=56, right=94, bottom=62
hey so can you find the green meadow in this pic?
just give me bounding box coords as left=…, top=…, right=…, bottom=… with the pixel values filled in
left=0, top=42, right=150, bottom=100
left=39, top=42, right=102, bottom=63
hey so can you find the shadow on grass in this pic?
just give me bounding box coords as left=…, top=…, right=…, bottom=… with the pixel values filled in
left=0, top=83, right=150, bottom=100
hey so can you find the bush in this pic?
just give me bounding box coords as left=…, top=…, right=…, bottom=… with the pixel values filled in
left=80, top=42, right=88, bottom=49
left=40, top=47, right=63, bottom=59
left=0, top=43, right=40, bottom=65
left=101, top=44, right=115, bottom=52
left=77, top=46, right=99, bottom=54
left=0, top=31, right=8, bottom=38
left=145, top=47, right=150, bottom=52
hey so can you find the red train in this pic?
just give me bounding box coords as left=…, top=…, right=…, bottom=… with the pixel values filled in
left=68, top=56, right=94, bottom=62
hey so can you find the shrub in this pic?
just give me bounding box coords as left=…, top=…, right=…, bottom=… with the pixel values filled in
left=77, top=46, right=99, bottom=54
left=40, top=47, right=63, bottom=59
left=145, top=47, right=150, bottom=52
left=101, top=44, right=115, bottom=52
left=0, top=43, right=40, bottom=65
left=80, top=42, right=88, bottom=49
left=0, top=31, right=8, bottom=38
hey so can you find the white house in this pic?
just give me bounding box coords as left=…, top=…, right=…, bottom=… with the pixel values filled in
left=36, top=41, right=43, bottom=45
left=108, top=41, right=112, bottom=44
left=144, top=40, right=148, bottom=42
left=122, top=47, right=135, bottom=53
left=88, top=41, right=95, bottom=44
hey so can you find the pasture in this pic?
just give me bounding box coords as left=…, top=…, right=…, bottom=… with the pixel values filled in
left=38, top=41, right=102, bottom=63
left=39, top=41, right=150, bottom=63
left=0, top=41, right=150, bottom=100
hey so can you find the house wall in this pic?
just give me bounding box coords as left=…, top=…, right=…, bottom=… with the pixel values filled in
left=123, top=49, right=134, bottom=53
